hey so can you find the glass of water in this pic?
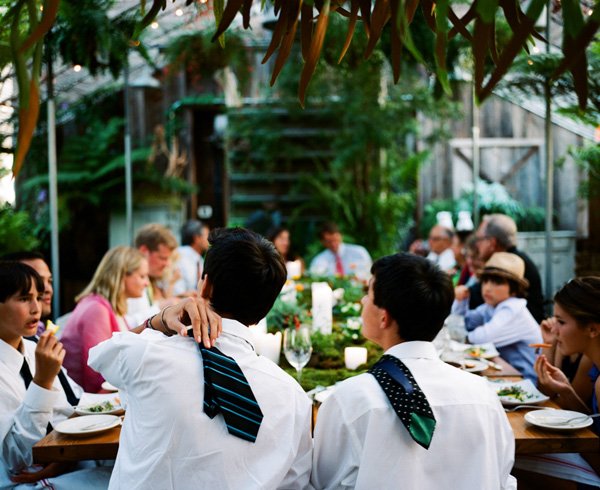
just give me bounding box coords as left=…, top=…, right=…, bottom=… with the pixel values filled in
left=283, top=326, right=313, bottom=384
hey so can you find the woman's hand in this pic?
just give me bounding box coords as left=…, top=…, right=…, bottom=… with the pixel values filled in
left=32, top=331, right=65, bottom=390
left=161, top=297, right=222, bottom=348
left=535, top=354, right=572, bottom=397
left=540, top=317, right=558, bottom=345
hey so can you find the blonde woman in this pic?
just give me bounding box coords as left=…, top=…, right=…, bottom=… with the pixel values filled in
left=61, top=246, right=149, bottom=392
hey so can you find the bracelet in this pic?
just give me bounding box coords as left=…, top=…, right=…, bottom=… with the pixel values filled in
left=144, top=314, right=158, bottom=331
left=160, top=306, right=175, bottom=337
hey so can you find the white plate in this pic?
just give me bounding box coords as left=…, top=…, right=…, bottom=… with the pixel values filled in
left=525, top=409, right=594, bottom=431
left=101, top=381, right=119, bottom=392
left=492, top=379, right=549, bottom=406
left=54, top=415, right=121, bottom=437
left=75, top=393, right=123, bottom=416
left=445, top=359, right=488, bottom=373
left=449, top=341, right=499, bottom=359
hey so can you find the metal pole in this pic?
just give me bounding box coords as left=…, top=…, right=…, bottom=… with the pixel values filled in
left=544, top=3, right=554, bottom=304
left=46, top=39, right=60, bottom=318
left=472, top=84, right=480, bottom=227
left=124, top=58, right=134, bottom=245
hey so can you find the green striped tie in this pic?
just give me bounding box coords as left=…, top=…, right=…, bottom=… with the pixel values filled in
left=197, top=343, right=263, bottom=443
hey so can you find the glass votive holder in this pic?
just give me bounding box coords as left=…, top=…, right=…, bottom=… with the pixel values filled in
left=344, top=346, right=368, bottom=370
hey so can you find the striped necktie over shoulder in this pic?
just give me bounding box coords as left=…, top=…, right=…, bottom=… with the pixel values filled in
left=196, top=342, right=263, bottom=443
left=369, top=355, right=436, bottom=449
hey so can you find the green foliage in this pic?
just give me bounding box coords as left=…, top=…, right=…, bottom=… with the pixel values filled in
left=0, top=204, right=40, bottom=254
left=570, top=143, right=600, bottom=198
left=229, top=15, right=458, bottom=259
left=420, top=181, right=547, bottom=235
left=52, top=0, right=143, bottom=78
left=163, top=28, right=251, bottom=91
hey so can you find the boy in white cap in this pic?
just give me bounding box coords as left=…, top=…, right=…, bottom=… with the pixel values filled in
left=452, top=252, right=543, bottom=381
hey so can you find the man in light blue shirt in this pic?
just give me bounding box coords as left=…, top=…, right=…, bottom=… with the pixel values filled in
left=309, top=222, right=372, bottom=280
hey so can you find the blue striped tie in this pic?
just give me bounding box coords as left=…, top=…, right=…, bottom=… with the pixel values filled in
left=195, top=341, right=263, bottom=443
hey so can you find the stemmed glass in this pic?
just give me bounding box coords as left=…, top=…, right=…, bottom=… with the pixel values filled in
left=283, top=326, right=313, bottom=384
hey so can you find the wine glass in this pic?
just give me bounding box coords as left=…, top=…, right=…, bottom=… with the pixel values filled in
left=283, top=326, right=313, bottom=384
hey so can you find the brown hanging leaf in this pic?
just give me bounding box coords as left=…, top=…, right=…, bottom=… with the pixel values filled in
left=270, top=2, right=302, bottom=85
left=212, top=0, right=245, bottom=41
left=357, top=0, right=372, bottom=37
left=338, top=0, right=359, bottom=63
left=241, top=0, right=254, bottom=29
left=262, top=10, right=286, bottom=63
left=13, top=79, right=40, bottom=177
left=299, top=0, right=331, bottom=107
left=300, top=3, right=314, bottom=61
left=447, top=6, right=473, bottom=41
left=364, top=0, right=391, bottom=60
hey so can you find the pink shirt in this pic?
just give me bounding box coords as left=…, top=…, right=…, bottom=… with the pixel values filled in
left=61, top=294, right=121, bottom=393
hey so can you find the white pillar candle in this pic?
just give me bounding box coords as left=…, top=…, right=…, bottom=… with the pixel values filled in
left=286, top=260, right=302, bottom=279
left=344, top=346, right=368, bottom=370
left=311, top=282, right=333, bottom=334
left=258, top=332, right=282, bottom=364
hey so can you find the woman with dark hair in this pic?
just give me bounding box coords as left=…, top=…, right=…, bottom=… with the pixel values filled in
left=266, top=226, right=305, bottom=277
left=513, top=277, right=600, bottom=488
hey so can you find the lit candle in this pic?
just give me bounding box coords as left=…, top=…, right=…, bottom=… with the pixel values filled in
left=344, top=347, right=367, bottom=370
left=312, top=282, right=333, bottom=334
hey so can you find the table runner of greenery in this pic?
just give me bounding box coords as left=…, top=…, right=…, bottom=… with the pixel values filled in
left=266, top=274, right=382, bottom=391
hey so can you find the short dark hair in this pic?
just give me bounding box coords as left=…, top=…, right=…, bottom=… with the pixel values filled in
left=2, top=251, right=46, bottom=262
left=318, top=222, right=340, bottom=239
left=0, top=261, right=44, bottom=302
left=554, top=277, right=600, bottom=326
left=181, top=220, right=206, bottom=246
left=479, top=272, right=527, bottom=298
left=202, top=227, right=287, bottom=326
left=371, top=253, right=454, bottom=341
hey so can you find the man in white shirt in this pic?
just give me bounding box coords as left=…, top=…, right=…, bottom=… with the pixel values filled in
left=426, top=224, right=456, bottom=273
left=125, top=223, right=178, bottom=326
left=0, top=261, right=111, bottom=489
left=89, top=228, right=312, bottom=490
left=172, top=220, right=210, bottom=297
left=309, top=222, right=372, bottom=280
left=311, top=253, right=516, bottom=490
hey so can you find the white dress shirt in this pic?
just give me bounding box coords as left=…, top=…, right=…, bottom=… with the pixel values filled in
left=172, top=245, right=203, bottom=296
left=309, top=243, right=372, bottom=279
left=88, top=319, right=313, bottom=490
left=125, top=288, right=159, bottom=328
left=0, top=338, right=111, bottom=489
left=426, top=247, right=456, bottom=272
left=311, top=341, right=516, bottom=490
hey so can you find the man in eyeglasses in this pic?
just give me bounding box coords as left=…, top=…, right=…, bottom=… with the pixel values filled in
left=474, top=214, right=544, bottom=323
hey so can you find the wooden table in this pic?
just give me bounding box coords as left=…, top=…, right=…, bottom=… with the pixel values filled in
left=32, top=425, right=120, bottom=464
left=32, top=360, right=599, bottom=464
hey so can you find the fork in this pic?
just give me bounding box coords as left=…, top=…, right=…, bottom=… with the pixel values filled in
left=504, top=405, right=554, bottom=413
left=542, top=413, right=600, bottom=425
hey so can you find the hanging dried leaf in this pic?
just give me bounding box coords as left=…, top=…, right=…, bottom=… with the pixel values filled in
left=13, top=79, right=40, bottom=177
left=433, top=0, right=451, bottom=94
left=212, top=0, right=244, bottom=41
left=364, top=0, right=391, bottom=60
left=389, top=0, right=403, bottom=82
left=300, top=3, right=314, bottom=61
left=338, top=0, right=360, bottom=64
left=478, top=0, right=546, bottom=102
left=299, top=0, right=331, bottom=107
left=357, top=0, right=372, bottom=37
left=270, top=2, right=302, bottom=85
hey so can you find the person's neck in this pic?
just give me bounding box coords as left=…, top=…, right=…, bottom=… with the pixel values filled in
left=585, top=341, right=600, bottom=369
left=1, top=335, right=22, bottom=350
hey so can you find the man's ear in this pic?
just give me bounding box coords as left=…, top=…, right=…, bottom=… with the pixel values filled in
left=381, top=308, right=393, bottom=330
left=589, top=322, right=600, bottom=339
left=138, top=245, right=150, bottom=257
left=200, top=275, right=212, bottom=300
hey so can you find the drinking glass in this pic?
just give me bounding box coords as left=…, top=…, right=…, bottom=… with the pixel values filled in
left=283, top=326, right=313, bottom=384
